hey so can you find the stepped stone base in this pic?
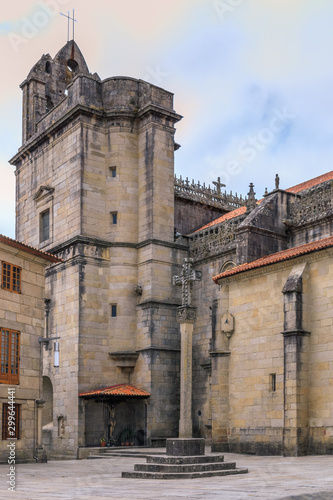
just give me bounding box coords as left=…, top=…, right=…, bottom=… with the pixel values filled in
left=122, top=453, right=248, bottom=480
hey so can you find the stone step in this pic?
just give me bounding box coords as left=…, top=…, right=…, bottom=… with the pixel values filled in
left=88, top=453, right=150, bottom=459
left=146, top=454, right=225, bottom=464
left=105, top=450, right=164, bottom=456
left=122, top=468, right=248, bottom=480
left=134, top=461, right=236, bottom=473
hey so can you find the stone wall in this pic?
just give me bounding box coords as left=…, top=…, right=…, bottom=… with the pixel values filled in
left=175, top=197, right=227, bottom=235
left=215, top=248, right=333, bottom=455
left=0, top=243, right=49, bottom=462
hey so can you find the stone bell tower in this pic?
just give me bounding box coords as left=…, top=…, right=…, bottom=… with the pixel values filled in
left=11, top=40, right=186, bottom=456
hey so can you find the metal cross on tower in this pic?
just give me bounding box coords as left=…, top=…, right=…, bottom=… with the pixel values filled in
left=173, top=258, right=202, bottom=307
left=60, top=9, right=77, bottom=42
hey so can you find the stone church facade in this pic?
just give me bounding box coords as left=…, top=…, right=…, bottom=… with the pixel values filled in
left=9, top=40, right=333, bottom=458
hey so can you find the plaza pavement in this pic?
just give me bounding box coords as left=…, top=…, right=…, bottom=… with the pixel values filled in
left=0, top=450, right=333, bottom=500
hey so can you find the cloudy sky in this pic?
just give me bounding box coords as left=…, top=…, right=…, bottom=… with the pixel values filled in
left=1, top=0, right=333, bottom=239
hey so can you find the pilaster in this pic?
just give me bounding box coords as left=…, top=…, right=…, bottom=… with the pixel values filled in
left=282, top=263, right=310, bottom=456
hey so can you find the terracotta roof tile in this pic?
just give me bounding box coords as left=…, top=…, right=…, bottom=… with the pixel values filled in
left=0, top=234, right=62, bottom=263
left=286, top=170, right=333, bottom=194
left=213, top=235, right=333, bottom=283
left=79, top=384, right=150, bottom=398
left=194, top=206, right=247, bottom=232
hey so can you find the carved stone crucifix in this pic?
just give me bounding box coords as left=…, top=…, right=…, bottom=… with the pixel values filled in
left=173, top=258, right=202, bottom=307
left=173, top=258, right=202, bottom=438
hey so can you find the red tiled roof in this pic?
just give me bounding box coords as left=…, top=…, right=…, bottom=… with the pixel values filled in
left=286, top=170, right=333, bottom=194
left=213, top=235, right=333, bottom=283
left=0, top=234, right=62, bottom=263
left=79, top=384, right=150, bottom=398
left=194, top=206, right=247, bottom=232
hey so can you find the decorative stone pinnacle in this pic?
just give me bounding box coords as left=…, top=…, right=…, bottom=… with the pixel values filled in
left=173, top=258, right=202, bottom=307
left=246, top=182, right=257, bottom=214
left=275, top=173, right=280, bottom=190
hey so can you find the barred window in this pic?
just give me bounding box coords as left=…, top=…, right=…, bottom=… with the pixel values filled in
left=1, top=262, right=21, bottom=293
left=2, top=403, right=20, bottom=440
left=0, top=329, right=20, bottom=385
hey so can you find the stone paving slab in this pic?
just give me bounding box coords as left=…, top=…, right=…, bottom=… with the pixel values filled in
left=0, top=451, right=333, bottom=500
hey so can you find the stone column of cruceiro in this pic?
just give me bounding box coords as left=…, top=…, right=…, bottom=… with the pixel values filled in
left=35, top=399, right=47, bottom=462
left=173, top=258, right=202, bottom=438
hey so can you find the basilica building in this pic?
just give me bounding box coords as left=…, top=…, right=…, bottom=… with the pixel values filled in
left=4, top=40, right=333, bottom=459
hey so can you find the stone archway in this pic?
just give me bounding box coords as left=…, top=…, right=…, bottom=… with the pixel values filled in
left=42, top=376, right=53, bottom=450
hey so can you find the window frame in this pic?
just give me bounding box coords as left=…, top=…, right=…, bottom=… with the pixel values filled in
left=0, top=329, right=20, bottom=385
left=110, top=211, right=118, bottom=225
left=40, top=209, right=50, bottom=243
left=109, top=166, right=117, bottom=178
left=270, top=373, right=277, bottom=393
left=1, top=262, right=21, bottom=294
left=111, top=304, right=117, bottom=318
left=2, top=403, right=20, bottom=440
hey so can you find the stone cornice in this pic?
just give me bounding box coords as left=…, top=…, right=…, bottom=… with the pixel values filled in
left=49, top=235, right=188, bottom=254
left=137, top=300, right=180, bottom=310
left=209, top=350, right=231, bottom=357
left=10, top=104, right=104, bottom=164
left=136, top=346, right=181, bottom=353
left=137, top=238, right=189, bottom=251
left=137, top=103, right=182, bottom=124
left=281, top=329, right=311, bottom=337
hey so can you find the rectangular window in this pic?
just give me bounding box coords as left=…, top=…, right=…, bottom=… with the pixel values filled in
left=111, top=304, right=117, bottom=318
left=2, top=403, right=20, bottom=440
left=109, top=166, right=117, bottom=178
left=1, top=262, right=21, bottom=293
left=0, top=329, right=20, bottom=385
left=110, top=212, right=117, bottom=225
left=270, top=373, right=276, bottom=392
left=40, top=210, right=50, bottom=242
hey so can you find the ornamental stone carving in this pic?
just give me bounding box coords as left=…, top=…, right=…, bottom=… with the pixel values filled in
left=189, top=218, right=244, bottom=261
left=176, top=306, right=197, bottom=324
left=174, top=175, right=246, bottom=211
left=288, top=181, right=332, bottom=225
left=173, top=258, right=202, bottom=307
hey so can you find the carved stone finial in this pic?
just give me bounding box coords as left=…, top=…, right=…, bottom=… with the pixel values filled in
left=264, top=187, right=268, bottom=196
left=246, top=183, right=256, bottom=214
left=173, top=258, right=202, bottom=307
left=275, top=174, right=280, bottom=190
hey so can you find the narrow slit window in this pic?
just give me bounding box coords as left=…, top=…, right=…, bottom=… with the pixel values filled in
left=270, top=373, right=276, bottom=392
left=110, top=212, right=117, bottom=225
left=111, top=305, right=117, bottom=318
left=40, top=210, right=50, bottom=242
left=109, top=166, right=117, bottom=178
